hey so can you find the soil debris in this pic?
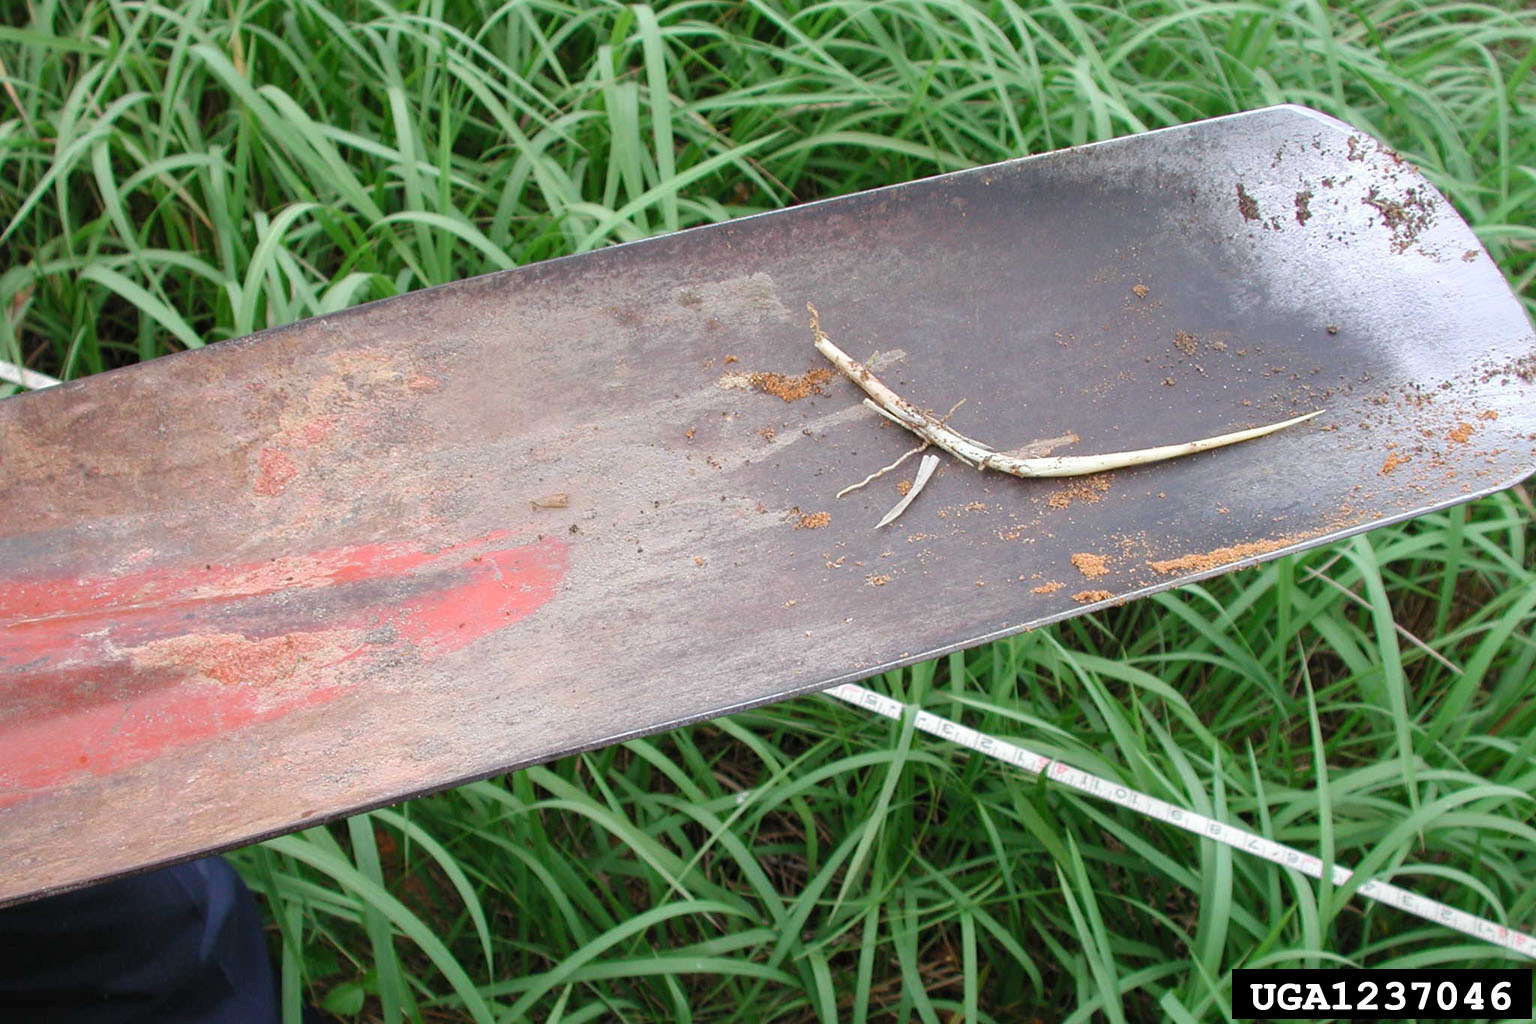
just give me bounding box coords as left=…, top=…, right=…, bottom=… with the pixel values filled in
left=723, top=367, right=834, bottom=401
left=531, top=493, right=569, bottom=510
left=1031, top=581, right=1064, bottom=595
left=866, top=574, right=891, bottom=587
left=1046, top=474, right=1112, bottom=510
left=1146, top=533, right=1316, bottom=575
left=1071, top=552, right=1110, bottom=578
left=1445, top=422, right=1474, bottom=444
left=1173, top=331, right=1198, bottom=356
left=1361, top=185, right=1435, bottom=254
left=1476, top=353, right=1536, bottom=385
left=1132, top=283, right=1150, bottom=299
left=1294, top=189, right=1314, bottom=225
left=1379, top=452, right=1410, bottom=475
left=794, top=510, right=830, bottom=530
left=1072, top=589, right=1115, bottom=604
left=896, top=479, right=913, bottom=496
left=1236, top=183, right=1261, bottom=221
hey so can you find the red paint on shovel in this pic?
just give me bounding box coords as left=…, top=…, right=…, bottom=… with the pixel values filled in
left=0, top=532, right=567, bottom=805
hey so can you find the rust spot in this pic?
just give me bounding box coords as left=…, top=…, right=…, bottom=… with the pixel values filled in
left=298, top=416, right=335, bottom=445
left=130, top=630, right=359, bottom=688
left=254, top=449, right=298, bottom=496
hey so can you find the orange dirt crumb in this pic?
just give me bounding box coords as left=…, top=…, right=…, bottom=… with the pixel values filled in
left=749, top=367, right=834, bottom=402
left=694, top=557, right=706, bottom=567
left=685, top=426, right=696, bottom=439
left=1046, top=474, right=1112, bottom=509
left=866, top=574, right=891, bottom=587
left=758, top=427, right=777, bottom=441
left=1031, top=581, right=1064, bottom=595
left=1071, top=552, right=1110, bottom=578
left=1146, top=532, right=1316, bottom=575
left=724, top=355, right=738, bottom=364
left=1476, top=409, right=1499, bottom=421
left=795, top=511, right=830, bottom=530
left=1379, top=452, right=1410, bottom=475
left=1446, top=422, right=1474, bottom=444
left=1073, top=589, right=1114, bottom=604
left=1173, top=331, right=1198, bottom=356
left=896, top=479, right=913, bottom=496
left=1132, top=283, right=1150, bottom=299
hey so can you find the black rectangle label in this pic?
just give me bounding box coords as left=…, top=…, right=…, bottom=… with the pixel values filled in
left=1232, top=969, right=1531, bottom=1019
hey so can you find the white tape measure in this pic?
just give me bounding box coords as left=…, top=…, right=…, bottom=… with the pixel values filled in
left=826, top=682, right=1536, bottom=960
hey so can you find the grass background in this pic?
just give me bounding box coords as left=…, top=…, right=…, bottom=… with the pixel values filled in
left=3, top=0, right=1535, bottom=1020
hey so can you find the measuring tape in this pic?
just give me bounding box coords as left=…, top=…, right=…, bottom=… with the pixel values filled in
left=825, top=682, right=1536, bottom=960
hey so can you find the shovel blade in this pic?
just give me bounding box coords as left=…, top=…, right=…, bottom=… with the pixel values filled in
left=2, top=105, right=1532, bottom=904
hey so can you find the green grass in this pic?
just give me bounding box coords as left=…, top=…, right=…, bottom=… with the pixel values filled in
left=4, top=0, right=1536, bottom=1019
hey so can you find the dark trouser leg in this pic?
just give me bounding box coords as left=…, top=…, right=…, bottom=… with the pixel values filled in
left=0, top=856, right=279, bottom=1023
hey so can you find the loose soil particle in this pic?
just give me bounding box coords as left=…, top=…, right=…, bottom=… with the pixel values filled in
left=1131, top=283, right=1150, bottom=299
left=1446, top=422, right=1474, bottom=444
left=1379, top=452, right=1410, bottom=475
left=1361, top=185, right=1435, bottom=254
left=1294, top=189, right=1314, bottom=224
left=1071, top=552, right=1110, bottom=578
left=1146, top=533, right=1317, bottom=575
left=1073, top=589, right=1114, bottom=604
left=750, top=367, right=834, bottom=401
left=1173, top=331, right=1198, bottom=356
left=795, top=511, right=830, bottom=530
left=1046, top=473, right=1112, bottom=510
left=1236, top=183, right=1261, bottom=221
left=1031, top=581, right=1064, bottom=595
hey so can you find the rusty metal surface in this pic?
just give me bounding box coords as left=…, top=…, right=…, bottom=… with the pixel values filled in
left=2, top=106, right=1533, bottom=905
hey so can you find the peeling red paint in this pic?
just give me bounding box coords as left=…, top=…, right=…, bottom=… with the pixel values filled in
left=0, top=532, right=567, bottom=806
